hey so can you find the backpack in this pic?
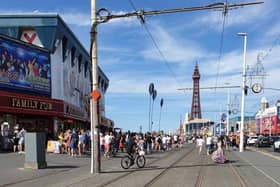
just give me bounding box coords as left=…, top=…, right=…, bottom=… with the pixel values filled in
left=71, top=133, right=78, bottom=144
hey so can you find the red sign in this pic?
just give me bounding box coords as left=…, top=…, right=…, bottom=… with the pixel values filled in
left=91, top=90, right=101, bottom=101
left=23, top=33, right=36, bottom=44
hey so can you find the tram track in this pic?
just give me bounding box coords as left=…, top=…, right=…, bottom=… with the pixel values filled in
left=229, top=162, right=249, bottom=187
left=99, top=144, right=195, bottom=187
left=194, top=154, right=207, bottom=187
left=144, top=146, right=196, bottom=187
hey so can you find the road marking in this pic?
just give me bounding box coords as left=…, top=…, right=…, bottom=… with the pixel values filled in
left=238, top=154, right=280, bottom=186
left=247, top=147, right=280, bottom=161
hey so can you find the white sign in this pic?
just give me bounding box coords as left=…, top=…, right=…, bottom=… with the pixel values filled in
left=20, top=30, right=44, bottom=48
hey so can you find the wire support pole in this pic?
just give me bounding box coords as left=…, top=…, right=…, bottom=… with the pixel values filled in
left=90, top=0, right=101, bottom=174
left=238, top=33, right=247, bottom=153
left=226, top=85, right=231, bottom=136
left=158, top=107, right=162, bottom=133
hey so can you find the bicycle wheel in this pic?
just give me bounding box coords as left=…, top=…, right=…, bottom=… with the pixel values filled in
left=136, top=155, right=146, bottom=168
left=121, top=156, right=132, bottom=169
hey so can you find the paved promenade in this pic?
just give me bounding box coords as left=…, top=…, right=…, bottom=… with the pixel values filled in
left=0, top=144, right=280, bottom=187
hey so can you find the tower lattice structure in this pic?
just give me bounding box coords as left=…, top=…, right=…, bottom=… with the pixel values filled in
left=190, top=64, right=202, bottom=120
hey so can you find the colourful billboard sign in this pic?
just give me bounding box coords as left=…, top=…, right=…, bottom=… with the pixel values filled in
left=0, top=35, right=50, bottom=96
left=278, top=106, right=280, bottom=127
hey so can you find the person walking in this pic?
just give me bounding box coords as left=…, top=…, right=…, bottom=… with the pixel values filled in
left=206, top=135, right=212, bottom=155
left=104, top=131, right=112, bottom=158
left=70, top=129, right=78, bottom=157
left=18, top=128, right=26, bottom=154
left=196, top=136, right=205, bottom=155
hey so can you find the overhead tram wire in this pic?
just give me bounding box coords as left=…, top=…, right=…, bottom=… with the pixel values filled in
left=177, top=85, right=240, bottom=91
left=214, top=1, right=227, bottom=93
left=128, top=0, right=183, bottom=87
left=213, top=1, right=228, bottom=126
left=96, top=1, right=263, bottom=90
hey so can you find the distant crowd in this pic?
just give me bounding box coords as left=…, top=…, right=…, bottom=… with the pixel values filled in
left=193, top=134, right=247, bottom=163
left=11, top=127, right=187, bottom=158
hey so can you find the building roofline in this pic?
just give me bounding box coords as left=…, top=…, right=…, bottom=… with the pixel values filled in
left=0, top=13, right=59, bottom=18
left=0, top=13, right=109, bottom=82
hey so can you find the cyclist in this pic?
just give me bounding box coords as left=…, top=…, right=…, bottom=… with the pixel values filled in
left=126, top=133, right=137, bottom=157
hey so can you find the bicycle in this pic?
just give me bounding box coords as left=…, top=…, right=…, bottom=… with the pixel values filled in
left=121, top=149, right=146, bottom=169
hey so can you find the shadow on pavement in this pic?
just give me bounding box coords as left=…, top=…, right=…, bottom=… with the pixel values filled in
left=46, top=165, right=78, bottom=169
left=0, top=150, right=14, bottom=154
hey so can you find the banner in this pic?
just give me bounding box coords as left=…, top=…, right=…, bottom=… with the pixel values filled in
left=0, top=35, right=50, bottom=96
left=278, top=106, right=280, bottom=127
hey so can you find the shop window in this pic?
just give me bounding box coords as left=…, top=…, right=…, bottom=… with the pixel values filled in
left=62, top=36, right=68, bottom=62
left=71, top=47, right=76, bottom=67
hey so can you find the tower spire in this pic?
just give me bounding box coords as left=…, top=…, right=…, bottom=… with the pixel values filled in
left=190, top=63, right=202, bottom=120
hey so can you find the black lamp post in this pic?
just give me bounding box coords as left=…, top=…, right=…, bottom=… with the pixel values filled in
left=151, top=89, right=157, bottom=133
left=148, top=83, right=154, bottom=132
left=158, top=98, right=164, bottom=133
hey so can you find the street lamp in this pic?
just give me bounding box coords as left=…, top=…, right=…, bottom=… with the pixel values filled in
left=225, top=82, right=231, bottom=136
left=237, top=32, right=247, bottom=153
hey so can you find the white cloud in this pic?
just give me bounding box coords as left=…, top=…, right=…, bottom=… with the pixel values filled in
left=60, top=12, right=90, bottom=26
left=103, top=11, right=140, bottom=27
left=193, top=1, right=274, bottom=31
left=265, top=22, right=280, bottom=38
left=141, top=23, right=211, bottom=64
left=107, top=72, right=183, bottom=94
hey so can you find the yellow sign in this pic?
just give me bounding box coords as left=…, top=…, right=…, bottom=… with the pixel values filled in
left=11, top=97, right=52, bottom=111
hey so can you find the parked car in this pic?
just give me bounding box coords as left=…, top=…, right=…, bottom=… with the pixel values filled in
left=247, top=136, right=258, bottom=146
left=273, top=137, right=280, bottom=152
left=255, top=136, right=271, bottom=147
left=268, top=136, right=280, bottom=145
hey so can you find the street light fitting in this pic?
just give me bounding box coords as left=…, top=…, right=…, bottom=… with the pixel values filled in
left=96, top=8, right=111, bottom=23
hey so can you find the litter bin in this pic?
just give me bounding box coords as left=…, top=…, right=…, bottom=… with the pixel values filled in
left=24, top=132, right=47, bottom=169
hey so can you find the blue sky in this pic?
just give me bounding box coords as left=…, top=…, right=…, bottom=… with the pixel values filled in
left=2, top=0, right=280, bottom=133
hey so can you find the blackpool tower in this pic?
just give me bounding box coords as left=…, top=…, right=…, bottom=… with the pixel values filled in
left=190, top=63, right=202, bottom=120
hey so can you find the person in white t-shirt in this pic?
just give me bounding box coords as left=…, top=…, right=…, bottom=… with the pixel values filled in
left=206, top=135, right=213, bottom=155
left=104, top=132, right=112, bottom=157
left=196, top=136, right=205, bottom=155
left=173, top=134, right=178, bottom=148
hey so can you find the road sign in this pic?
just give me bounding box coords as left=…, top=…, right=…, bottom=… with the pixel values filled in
left=91, top=90, right=101, bottom=101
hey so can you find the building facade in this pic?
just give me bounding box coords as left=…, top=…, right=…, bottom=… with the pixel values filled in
left=255, top=97, right=280, bottom=135
left=229, top=116, right=255, bottom=135
left=0, top=14, right=113, bottom=140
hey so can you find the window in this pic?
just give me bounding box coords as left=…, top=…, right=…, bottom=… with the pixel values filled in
left=71, top=47, right=76, bottom=67
left=78, top=55, right=82, bottom=73
left=62, top=36, right=68, bottom=62
left=84, top=61, right=88, bottom=78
